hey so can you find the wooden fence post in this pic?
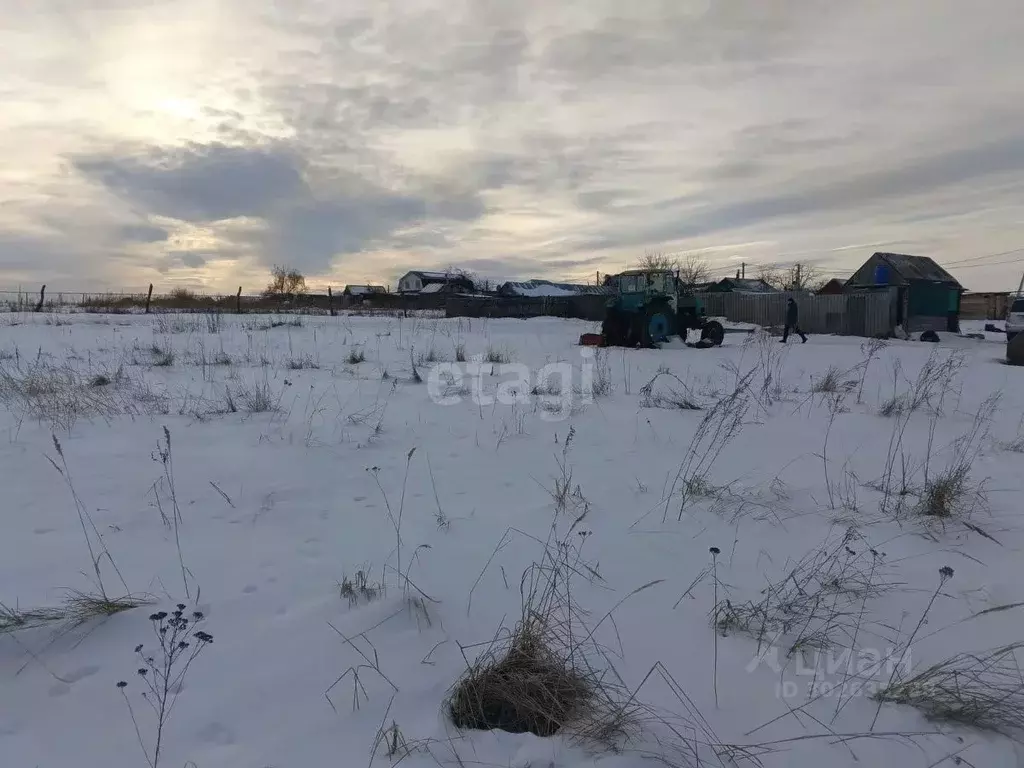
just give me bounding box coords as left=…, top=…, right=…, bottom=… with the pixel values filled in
left=34, top=285, right=46, bottom=312
left=328, top=286, right=335, bottom=316
left=145, top=283, right=154, bottom=314
left=236, top=287, right=243, bottom=314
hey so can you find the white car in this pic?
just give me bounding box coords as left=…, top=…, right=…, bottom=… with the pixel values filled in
left=1007, top=295, right=1024, bottom=341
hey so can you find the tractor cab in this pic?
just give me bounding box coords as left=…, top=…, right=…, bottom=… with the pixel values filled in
left=605, top=269, right=678, bottom=309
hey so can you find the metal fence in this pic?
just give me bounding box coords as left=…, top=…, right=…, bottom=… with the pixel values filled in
left=1, top=286, right=899, bottom=337
left=444, top=294, right=609, bottom=321
left=700, top=290, right=897, bottom=337
left=0, top=289, right=450, bottom=315
left=960, top=292, right=1009, bottom=321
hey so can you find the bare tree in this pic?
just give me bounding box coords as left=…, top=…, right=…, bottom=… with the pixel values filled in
left=784, top=263, right=826, bottom=292
left=265, top=265, right=307, bottom=296
left=636, top=249, right=679, bottom=272
left=757, top=265, right=786, bottom=290
left=677, top=253, right=711, bottom=286
left=444, top=265, right=478, bottom=291
left=757, top=262, right=826, bottom=291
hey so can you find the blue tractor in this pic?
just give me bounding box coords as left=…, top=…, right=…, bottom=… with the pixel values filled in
left=601, top=270, right=725, bottom=349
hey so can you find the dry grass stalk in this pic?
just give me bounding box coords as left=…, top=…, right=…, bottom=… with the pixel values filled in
left=875, top=643, right=1024, bottom=735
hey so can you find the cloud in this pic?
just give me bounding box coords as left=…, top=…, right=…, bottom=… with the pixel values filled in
left=119, top=224, right=169, bottom=243
left=75, top=143, right=307, bottom=223
left=3, top=0, right=1024, bottom=290
left=73, top=141, right=488, bottom=275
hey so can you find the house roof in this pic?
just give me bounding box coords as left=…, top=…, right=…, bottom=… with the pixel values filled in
left=873, top=253, right=962, bottom=286
left=615, top=268, right=676, bottom=276
left=500, top=279, right=612, bottom=297
left=718, top=278, right=777, bottom=292
left=404, top=270, right=471, bottom=282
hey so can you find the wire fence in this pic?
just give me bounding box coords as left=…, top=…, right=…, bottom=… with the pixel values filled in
left=0, top=288, right=450, bottom=316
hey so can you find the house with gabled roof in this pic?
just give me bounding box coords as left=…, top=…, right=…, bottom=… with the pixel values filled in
left=397, top=270, right=475, bottom=294
left=845, top=252, right=965, bottom=333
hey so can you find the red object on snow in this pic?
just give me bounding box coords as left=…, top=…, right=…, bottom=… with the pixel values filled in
left=578, top=333, right=605, bottom=346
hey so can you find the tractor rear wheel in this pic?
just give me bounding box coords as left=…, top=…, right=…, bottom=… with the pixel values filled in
left=700, top=320, right=725, bottom=347
left=641, top=302, right=675, bottom=347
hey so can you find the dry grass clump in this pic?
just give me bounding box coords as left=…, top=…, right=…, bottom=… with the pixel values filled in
left=448, top=612, right=593, bottom=736
left=223, top=378, right=281, bottom=413
left=484, top=345, right=514, bottom=364
left=339, top=569, right=382, bottom=607
left=0, top=602, right=66, bottom=634
left=449, top=520, right=730, bottom=765
left=150, top=343, right=175, bottom=367
left=1001, top=435, right=1024, bottom=453
left=449, top=517, right=617, bottom=739
left=1, top=592, right=152, bottom=635
left=663, top=371, right=753, bottom=520
left=449, top=517, right=655, bottom=744
left=0, top=359, right=168, bottom=429
left=589, top=348, right=610, bottom=399
left=875, top=643, right=1024, bottom=735
left=417, top=346, right=448, bottom=365
left=714, top=529, right=894, bottom=657
left=638, top=370, right=703, bottom=410
left=878, top=350, right=966, bottom=417
left=286, top=353, right=320, bottom=370
left=62, top=591, right=152, bottom=625
left=916, top=463, right=976, bottom=520
left=153, top=312, right=223, bottom=335
left=913, top=393, right=997, bottom=524
left=810, top=365, right=856, bottom=394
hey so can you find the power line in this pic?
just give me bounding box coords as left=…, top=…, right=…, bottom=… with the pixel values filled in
left=939, top=247, right=1024, bottom=267
left=946, top=257, right=1024, bottom=271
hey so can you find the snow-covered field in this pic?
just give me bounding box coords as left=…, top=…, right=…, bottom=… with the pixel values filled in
left=1, top=311, right=1023, bottom=767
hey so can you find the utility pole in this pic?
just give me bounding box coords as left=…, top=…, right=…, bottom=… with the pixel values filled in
left=741, top=262, right=746, bottom=279
left=794, top=263, right=802, bottom=291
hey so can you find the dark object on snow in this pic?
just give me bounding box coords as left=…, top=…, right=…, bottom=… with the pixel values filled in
left=690, top=339, right=718, bottom=349
left=1007, top=333, right=1024, bottom=366
left=781, top=298, right=808, bottom=343
left=920, top=330, right=940, bottom=343
left=965, top=333, right=985, bottom=340
left=985, top=323, right=1005, bottom=334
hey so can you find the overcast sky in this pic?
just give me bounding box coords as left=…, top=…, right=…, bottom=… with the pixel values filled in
left=3, top=0, right=1024, bottom=292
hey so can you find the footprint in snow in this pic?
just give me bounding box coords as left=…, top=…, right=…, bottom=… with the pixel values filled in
left=33, top=527, right=54, bottom=535
left=242, top=584, right=258, bottom=594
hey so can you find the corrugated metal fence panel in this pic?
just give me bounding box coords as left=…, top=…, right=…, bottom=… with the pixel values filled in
left=701, top=290, right=896, bottom=337
left=960, top=293, right=1008, bottom=320
left=445, top=294, right=609, bottom=321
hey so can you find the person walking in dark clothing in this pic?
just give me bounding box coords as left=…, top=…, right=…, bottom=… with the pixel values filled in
left=781, top=297, right=808, bottom=343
